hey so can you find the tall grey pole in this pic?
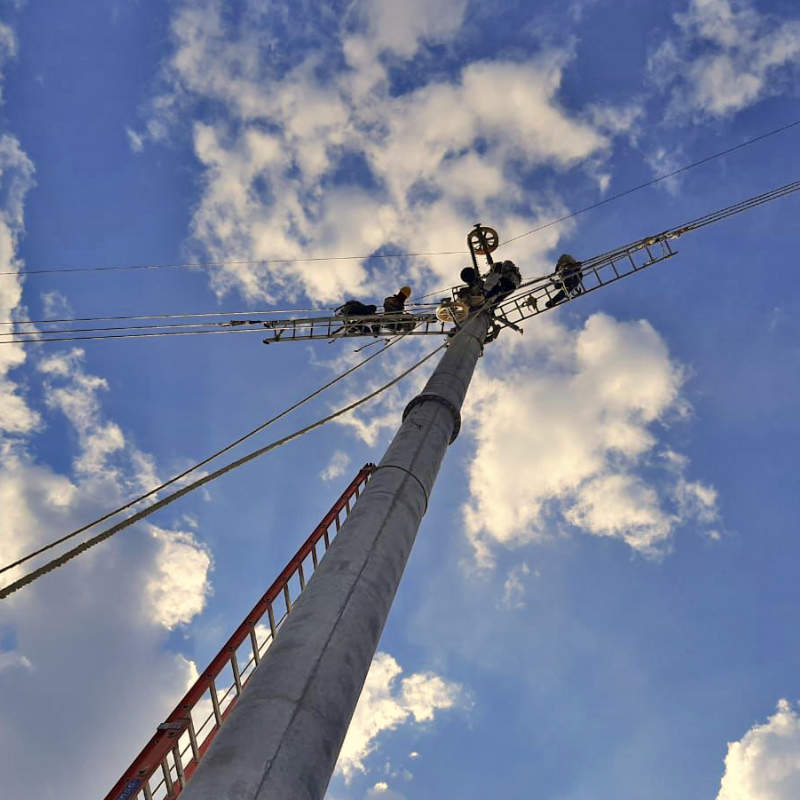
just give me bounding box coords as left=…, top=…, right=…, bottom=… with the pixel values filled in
left=181, top=310, right=491, bottom=800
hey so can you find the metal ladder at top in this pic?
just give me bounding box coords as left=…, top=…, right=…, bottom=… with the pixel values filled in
left=103, top=464, right=375, bottom=800
left=494, top=233, right=679, bottom=329
left=260, top=311, right=449, bottom=343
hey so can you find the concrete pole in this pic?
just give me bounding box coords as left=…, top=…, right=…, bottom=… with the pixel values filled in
left=181, top=310, right=491, bottom=800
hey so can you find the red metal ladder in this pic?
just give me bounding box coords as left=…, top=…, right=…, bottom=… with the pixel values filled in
left=103, top=463, right=375, bottom=800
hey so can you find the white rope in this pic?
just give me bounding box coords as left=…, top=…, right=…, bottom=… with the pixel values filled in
left=0, top=342, right=445, bottom=599
left=0, top=329, right=423, bottom=578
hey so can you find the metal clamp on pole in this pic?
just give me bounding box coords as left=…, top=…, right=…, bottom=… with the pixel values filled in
left=402, top=392, right=462, bottom=443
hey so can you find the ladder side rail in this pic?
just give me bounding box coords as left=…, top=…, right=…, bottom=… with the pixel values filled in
left=263, top=328, right=451, bottom=344
left=263, top=312, right=438, bottom=333
left=102, top=464, right=375, bottom=800
left=261, top=312, right=444, bottom=343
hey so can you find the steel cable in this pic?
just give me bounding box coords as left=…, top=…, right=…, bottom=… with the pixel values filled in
left=500, top=117, right=800, bottom=246
left=0, top=307, right=331, bottom=326
left=0, top=341, right=444, bottom=599
left=0, top=325, right=422, bottom=581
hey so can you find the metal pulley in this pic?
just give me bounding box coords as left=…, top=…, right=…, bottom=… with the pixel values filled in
left=467, top=225, right=498, bottom=256
left=435, top=299, right=469, bottom=323
left=467, top=223, right=499, bottom=271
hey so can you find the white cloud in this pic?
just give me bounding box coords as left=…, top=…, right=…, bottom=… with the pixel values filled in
left=131, top=0, right=638, bottom=306
left=462, top=312, right=719, bottom=567
left=0, top=133, right=37, bottom=438
left=650, top=0, right=800, bottom=118
left=320, top=449, right=351, bottom=482
left=645, top=144, right=686, bottom=194
left=0, top=226, right=212, bottom=800
left=0, top=352, right=214, bottom=798
left=716, top=699, right=800, bottom=800
left=0, top=649, right=32, bottom=672
left=145, top=525, right=213, bottom=629
left=38, top=349, right=134, bottom=480
left=40, top=290, right=72, bottom=319
left=335, top=651, right=463, bottom=782
left=125, top=126, right=144, bottom=153
left=0, top=22, right=17, bottom=102
left=500, top=562, right=531, bottom=610
left=366, top=782, right=406, bottom=799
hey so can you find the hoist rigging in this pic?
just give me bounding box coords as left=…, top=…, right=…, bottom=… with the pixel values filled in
left=0, top=330, right=413, bottom=580
left=3, top=176, right=798, bottom=601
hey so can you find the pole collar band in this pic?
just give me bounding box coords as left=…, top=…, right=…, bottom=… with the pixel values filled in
left=403, top=392, right=461, bottom=443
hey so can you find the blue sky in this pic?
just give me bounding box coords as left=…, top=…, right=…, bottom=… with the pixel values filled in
left=1, top=0, right=800, bottom=798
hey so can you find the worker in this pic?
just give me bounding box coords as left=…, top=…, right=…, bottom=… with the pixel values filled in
left=459, top=267, right=480, bottom=286
left=484, top=260, right=521, bottom=303
left=333, top=299, right=379, bottom=335
left=382, top=285, right=414, bottom=332
left=545, top=254, right=582, bottom=308
left=383, top=286, right=411, bottom=314
left=456, top=268, right=485, bottom=308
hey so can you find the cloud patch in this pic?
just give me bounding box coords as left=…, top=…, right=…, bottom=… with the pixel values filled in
left=0, top=350, right=214, bottom=797
left=133, top=0, right=639, bottom=305
left=321, top=450, right=351, bottom=482
left=716, top=699, right=800, bottom=800
left=650, top=0, right=800, bottom=119
left=463, top=312, right=719, bottom=567
left=336, top=651, right=463, bottom=782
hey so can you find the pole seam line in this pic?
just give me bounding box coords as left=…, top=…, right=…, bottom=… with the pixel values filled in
left=370, top=465, right=429, bottom=514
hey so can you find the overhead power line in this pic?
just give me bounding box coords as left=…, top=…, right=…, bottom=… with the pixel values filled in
left=1, top=250, right=465, bottom=278
left=501, top=117, right=800, bottom=246
left=0, top=340, right=445, bottom=599
left=3, top=117, right=799, bottom=281
left=0, top=308, right=328, bottom=325
left=5, top=177, right=798, bottom=348
left=0, top=302, right=439, bottom=332
left=0, top=325, right=269, bottom=345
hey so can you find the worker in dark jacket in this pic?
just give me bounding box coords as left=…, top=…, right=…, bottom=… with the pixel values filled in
left=545, top=254, right=582, bottom=308
left=456, top=268, right=485, bottom=308
left=484, top=260, right=522, bottom=303
left=333, top=299, right=379, bottom=335
left=383, top=286, right=411, bottom=314
left=383, top=286, right=413, bottom=331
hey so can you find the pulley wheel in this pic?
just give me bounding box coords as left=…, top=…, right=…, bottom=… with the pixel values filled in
left=468, top=225, right=499, bottom=255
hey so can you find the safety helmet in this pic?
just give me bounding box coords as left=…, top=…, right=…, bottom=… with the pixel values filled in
left=399, top=286, right=412, bottom=297
left=460, top=267, right=478, bottom=284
